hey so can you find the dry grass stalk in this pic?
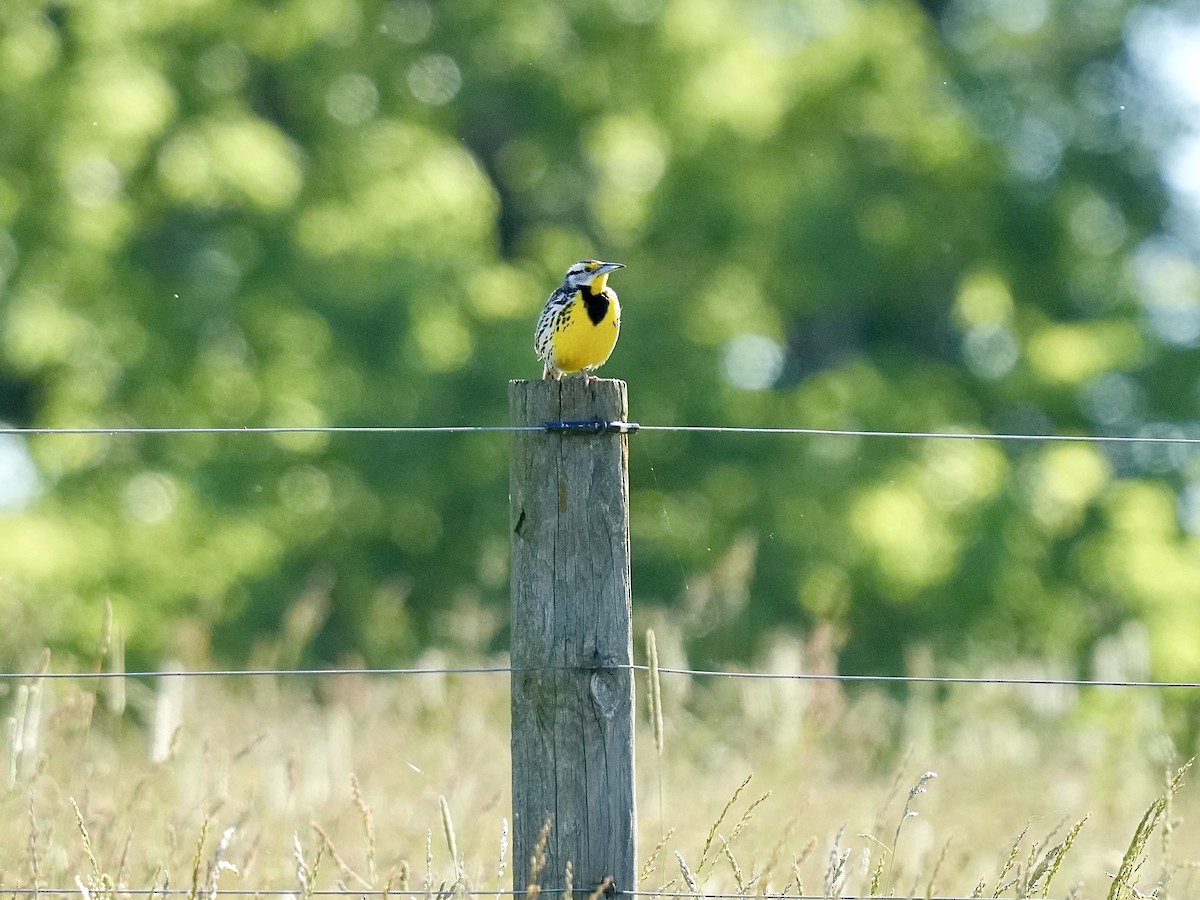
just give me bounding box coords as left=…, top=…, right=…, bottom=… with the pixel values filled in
left=81, top=601, right=114, bottom=737
left=206, top=825, right=240, bottom=900
left=312, top=821, right=371, bottom=888
left=351, top=773, right=378, bottom=885
left=674, top=850, right=703, bottom=899
left=439, top=795, right=462, bottom=881
left=638, top=826, right=677, bottom=888
left=586, top=874, right=613, bottom=900
left=823, top=826, right=849, bottom=900
left=70, top=797, right=115, bottom=900
left=1108, top=758, right=1193, bottom=900
left=494, top=817, right=509, bottom=900
left=398, top=860, right=412, bottom=892
left=864, top=836, right=887, bottom=898
left=646, top=629, right=665, bottom=757
left=1034, top=815, right=1087, bottom=898
left=28, top=791, right=41, bottom=889
left=188, top=816, right=209, bottom=900
left=14, top=649, right=50, bottom=785
left=647, top=627, right=668, bottom=873
left=991, top=821, right=1031, bottom=897
left=145, top=865, right=165, bottom=900
left=71, top=798, right=103, bottom=887
left=782, top=836, right=817, bottom=897
left=755, top=819, right=796, bottom=895
left=105, top=621, right=126, bottom=716
left=525, top=818, right=553, bottom=900
left=882, top=770, right=937, bottom=893
left=7, top=684, right=29, bottom=789
left=723, top=790, right=770, bottom=850
left=696, top=773, right=752, bottom=876
left=151, top=665, right=185, bottom=764
left=293, top=831, right=324, bottom=900
left=717, top=834, right=743, bottom=894
left=424, top=828, right=435, bottom=899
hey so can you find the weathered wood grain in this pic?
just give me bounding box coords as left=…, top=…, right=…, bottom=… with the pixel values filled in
left=509, top=377, right=636, bottom=900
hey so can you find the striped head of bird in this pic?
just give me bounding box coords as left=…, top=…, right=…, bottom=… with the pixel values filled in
left=563, top=259, right=624, bottom=293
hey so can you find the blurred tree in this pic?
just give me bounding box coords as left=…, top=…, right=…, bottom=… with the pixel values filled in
left=1, top=0, right=1198, bottom=683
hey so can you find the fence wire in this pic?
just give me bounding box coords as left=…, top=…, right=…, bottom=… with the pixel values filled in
left=0, top=425, right=539, bottom=436
left=2, top=422, right=1200, bottom=445
left=0, top=891, right=1073, bottom=900
left=0, top=663, right=1196, bottom=690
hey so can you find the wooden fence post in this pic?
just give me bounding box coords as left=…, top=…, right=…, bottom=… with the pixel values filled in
left=509, top=377, right=636, bottom=900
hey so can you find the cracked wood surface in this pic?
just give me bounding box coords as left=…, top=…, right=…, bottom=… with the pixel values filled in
left=509, top=378, right=636, bottom=899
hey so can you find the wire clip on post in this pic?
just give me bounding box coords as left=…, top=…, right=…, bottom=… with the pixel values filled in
left=544, top=418, right=640, bottom=436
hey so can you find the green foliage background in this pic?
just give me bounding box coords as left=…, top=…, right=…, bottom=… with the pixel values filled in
left=2, top=0, right=1199, bottom=680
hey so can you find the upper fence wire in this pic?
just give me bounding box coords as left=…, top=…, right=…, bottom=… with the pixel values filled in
left=3, top=422, right=1200, bottom=444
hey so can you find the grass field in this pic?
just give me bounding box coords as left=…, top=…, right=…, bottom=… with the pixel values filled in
left=1, top=632, right=1197, bottom=900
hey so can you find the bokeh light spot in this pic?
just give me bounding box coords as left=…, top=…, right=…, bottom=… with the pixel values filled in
left=407, top=54, right=462, bottom=106
left=122, top=472, right=179, bottom=525
left=722, top=334, right=785, bottom=390
left=953, top=270, right=1014, bottom=328
left=0, top=16, right=61, bottom=83
left=585, top=114, right=668, bottom=193
left=850, top=484, right=956, bottom=593
left=1079, top=372, right=1142, bottom=428
left=1068, top=190, right=1128, bottom=256
left=197, top=42, right=248, bottom=94
left=327, top=73, right=379, bottom=125
left=157, top=117, right=303, bottom=211
left=1006, top=115, right=1064, bottom=181
left=380, top=0, right=433, bottom=43
left=1027, top=321, right=1142, bottom=385
left=280, top=466, right=333, bottom=516
left=414, top=307, right=473, bottom=372
left=607, top=0, right=663, bottom=25
left=1022, top=444, right=1110, bottom=535
left=962, top=325, right=1019, bottom=380
left=67, top=156, right=122, bottom=208
left=1132, top=237, right=1200, bottom=348
left=993, top=0, right=1047, bottom=35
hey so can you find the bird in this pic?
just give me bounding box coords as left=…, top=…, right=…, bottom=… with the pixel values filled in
left=534, top=259, right=624, bottom=380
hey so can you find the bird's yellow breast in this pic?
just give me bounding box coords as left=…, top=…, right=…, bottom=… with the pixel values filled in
left=549, top=289, right=621, bottom=374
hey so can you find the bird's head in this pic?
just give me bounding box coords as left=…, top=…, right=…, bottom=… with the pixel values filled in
left=564, top=259, right=624, bottom=293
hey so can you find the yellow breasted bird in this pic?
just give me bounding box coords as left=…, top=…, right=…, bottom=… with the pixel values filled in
left=534, top=259, right=624, bottom=380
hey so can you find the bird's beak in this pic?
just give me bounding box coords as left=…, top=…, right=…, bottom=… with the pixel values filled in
left=589, top=261, right=624, bottom=292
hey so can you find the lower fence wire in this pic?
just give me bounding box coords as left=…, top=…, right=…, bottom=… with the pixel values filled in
left=0, top=664, right=1197, bottom=690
